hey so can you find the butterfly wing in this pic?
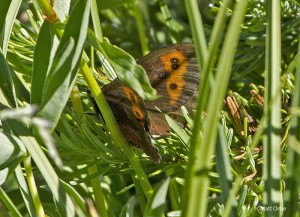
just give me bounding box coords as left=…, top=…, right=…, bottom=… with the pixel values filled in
left=138, top=43, right=199, bottom=135
left=102, top=79, right=161, bottom=162
left=118, top=119, right=161, bottom=163
left=138, top=42, right=199, bottom=112
left=147, top=111, right=170, bottom=136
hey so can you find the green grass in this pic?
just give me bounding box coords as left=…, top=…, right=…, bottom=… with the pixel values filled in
left=0, top=0, right=299, bottom=216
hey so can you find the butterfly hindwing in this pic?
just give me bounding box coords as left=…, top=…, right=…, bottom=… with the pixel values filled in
left=102, top=79, right=161, bottom=162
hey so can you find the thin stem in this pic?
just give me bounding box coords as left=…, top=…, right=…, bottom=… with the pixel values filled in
left=263, top=0, right=282, bottom=215
left=23, top=156, right=46, bottom=217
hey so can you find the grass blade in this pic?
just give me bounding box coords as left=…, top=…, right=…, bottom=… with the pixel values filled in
left=14, top=165, right=37, bottom=217
left=182, top=1, right=248, bottom=216
left=31, top=21, right=52, bottom=104
left=0, top=0, right=22, bottom=56
left=0, top=187, right=22, bottom=217
left=284, top=34, right=300, bottom=216
left=144, top=178, right=170, bottom=217
left=262, top=1, right=282, bottom=214
left=0, top=52, right=17, bottom=107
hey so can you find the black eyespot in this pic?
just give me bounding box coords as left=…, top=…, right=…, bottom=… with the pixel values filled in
left=170, top=57, right=179, bottom=64
left=171, top=63, right=179, bottom=70
left=170, top=58, right=180, bottom=70
left=169, top=83, right=178, bottom=90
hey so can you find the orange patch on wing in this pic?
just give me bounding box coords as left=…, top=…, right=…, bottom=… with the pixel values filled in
left=122, top=86, right=145, bottom=127
left=131, top=104, right=144, bottom=120
left=160, top=51, right=188, bottom=105
left=123, top=86, right=140, bottom=104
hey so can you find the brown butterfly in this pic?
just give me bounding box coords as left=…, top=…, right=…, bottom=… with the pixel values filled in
left=102, top=43, right=199, bottom=162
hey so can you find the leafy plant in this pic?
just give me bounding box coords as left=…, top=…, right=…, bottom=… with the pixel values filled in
left=0, top=0, right=299, bottom=216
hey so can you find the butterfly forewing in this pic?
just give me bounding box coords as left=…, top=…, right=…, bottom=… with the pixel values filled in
left=138, top=43, right=200, bottom=112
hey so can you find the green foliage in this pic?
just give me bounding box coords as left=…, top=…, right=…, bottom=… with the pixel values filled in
left=0, top=0, right=300, bottom=216
left=37, top=0, right=91, bottom=130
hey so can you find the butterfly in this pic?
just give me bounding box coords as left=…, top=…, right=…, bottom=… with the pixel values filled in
left=102, top=43, right=199, bottom=162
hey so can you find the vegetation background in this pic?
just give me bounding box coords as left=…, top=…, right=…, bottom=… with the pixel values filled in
left=0, top=0, right=300, bottom=216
